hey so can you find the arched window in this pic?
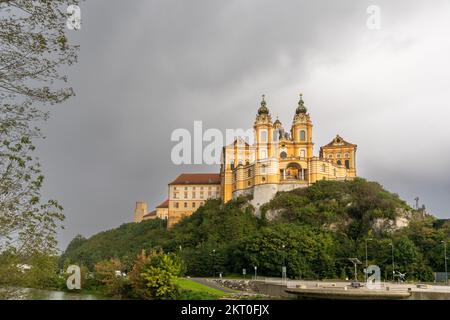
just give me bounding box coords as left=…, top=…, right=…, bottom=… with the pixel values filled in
left=345, top=160, right=350, bottom=169
left=300, top=130, right=306, bottom=141
left=337, top=160, right=342, bottom=166
left=280, top=151, right=287, bottom=159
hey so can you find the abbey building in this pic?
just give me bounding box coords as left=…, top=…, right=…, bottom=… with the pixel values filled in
left=220, top=94, right=357, bottom=210
left=134, top=94, right=357, bottom=226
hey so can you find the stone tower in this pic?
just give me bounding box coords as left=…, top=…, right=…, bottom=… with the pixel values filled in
left=134, top=201, right=147, bottom=223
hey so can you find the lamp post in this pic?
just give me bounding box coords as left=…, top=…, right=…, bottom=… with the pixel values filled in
left=281, top=244, right=286, bottom=281
left=254, top=266, right=257, bottom=280
left=442, top=241, right=448, bottom=285
left=365, top=238, right=373, bottom=283
left=389, top=240, right=395, bottom=282
left=212, top=249, right=216, bottom=278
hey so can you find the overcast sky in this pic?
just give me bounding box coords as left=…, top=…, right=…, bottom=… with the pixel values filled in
left=35, top=0, right=450, bottom=249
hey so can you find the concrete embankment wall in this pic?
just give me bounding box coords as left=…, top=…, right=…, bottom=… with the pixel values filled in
left=408, top=291, right=450, bottom=300
left=251, top=281, right=450, bottom=300
left=251, top=281, right=297, bottom=299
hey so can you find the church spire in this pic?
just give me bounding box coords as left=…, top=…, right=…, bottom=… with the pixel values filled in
left=258, top=94, right=269, bottom=115
left=296, top=93, right=307, bottom=114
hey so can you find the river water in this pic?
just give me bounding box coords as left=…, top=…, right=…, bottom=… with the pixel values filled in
left=3, top=288, right=104, bottom=300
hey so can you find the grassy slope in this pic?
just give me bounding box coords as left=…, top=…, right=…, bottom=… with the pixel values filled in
left=175, top=278, right=229, bottom=300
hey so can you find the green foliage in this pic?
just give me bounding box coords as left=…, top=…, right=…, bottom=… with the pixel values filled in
left=94, top=258, right=129, bottom=298
left=263, top=178, right=407, bottom=239
left=60, top=219, right=168, bottom=270
left=62, top=179, right=447, bottom=284
left=1, top=0, right=80, bottom=296
left=139, top=251, right=183, bottom=299
left=237, top=224, right=336, bottom=279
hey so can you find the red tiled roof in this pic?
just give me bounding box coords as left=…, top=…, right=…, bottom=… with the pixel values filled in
left=143, top=210, right=156, bottom=217
left=156, top=199, right=169, bottom=208
left=168, top=173, right=221, bottom=185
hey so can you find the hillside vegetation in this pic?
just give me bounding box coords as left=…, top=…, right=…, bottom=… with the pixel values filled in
left=62, top=178, right=450, bottom=282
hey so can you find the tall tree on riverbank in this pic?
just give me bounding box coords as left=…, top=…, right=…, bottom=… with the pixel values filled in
left=0, top=0, right=79, bottom=296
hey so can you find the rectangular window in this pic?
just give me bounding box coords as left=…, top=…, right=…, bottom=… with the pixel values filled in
left=174, top=202, right=179, bottom=209
left=184, top=202, right=188, bottom=208
left=260, top=149, right=267, bottom=159
left=192, top=202, right=196, bottom=208
left=192, top=192, right=196, bottom=198
left=260, top=130, right=268, bottom=143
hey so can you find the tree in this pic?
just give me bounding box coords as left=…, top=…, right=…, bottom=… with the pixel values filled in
left=238, top=224, right=336, bottom=279
left=94, top=258, right=129, bottom=297
left=139, top=250, right=183, bottom=299
left=0, top=0, right=79, bottom=296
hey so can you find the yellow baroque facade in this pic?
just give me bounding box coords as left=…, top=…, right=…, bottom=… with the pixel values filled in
left=220, top=94, right=357, bottom=212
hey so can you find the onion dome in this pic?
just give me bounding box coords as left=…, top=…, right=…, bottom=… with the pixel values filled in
left=274, top=117, right=282, bottom=126
left=258, top=94, right=269, bottom=115
left=296, top=93, right=307, bottom=114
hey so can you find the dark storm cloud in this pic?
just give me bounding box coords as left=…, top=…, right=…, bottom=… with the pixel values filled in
left=34, top=0, right=450, bottom=249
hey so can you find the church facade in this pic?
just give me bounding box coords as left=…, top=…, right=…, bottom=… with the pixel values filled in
left=220, top=94, right=357, bottom=212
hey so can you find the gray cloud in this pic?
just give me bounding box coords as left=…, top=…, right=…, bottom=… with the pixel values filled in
left=34, top=0, right=450, bottom=249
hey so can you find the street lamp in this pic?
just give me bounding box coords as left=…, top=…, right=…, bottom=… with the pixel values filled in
left=212, top=249, right=216, bottom=278
left=365, top=238, right=373, bottom=283
left=441, top=240, right=448, bottom=285
left=254, top=266, right=257, bottom=280
left=389, top=241, right=395, bottom=282
left=281, top=244, right=286, bottom=281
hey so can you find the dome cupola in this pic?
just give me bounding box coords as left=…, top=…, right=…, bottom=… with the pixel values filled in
left=258, top=94, right=269, bottom=115
left=296, top=93, right=307, bottom=114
